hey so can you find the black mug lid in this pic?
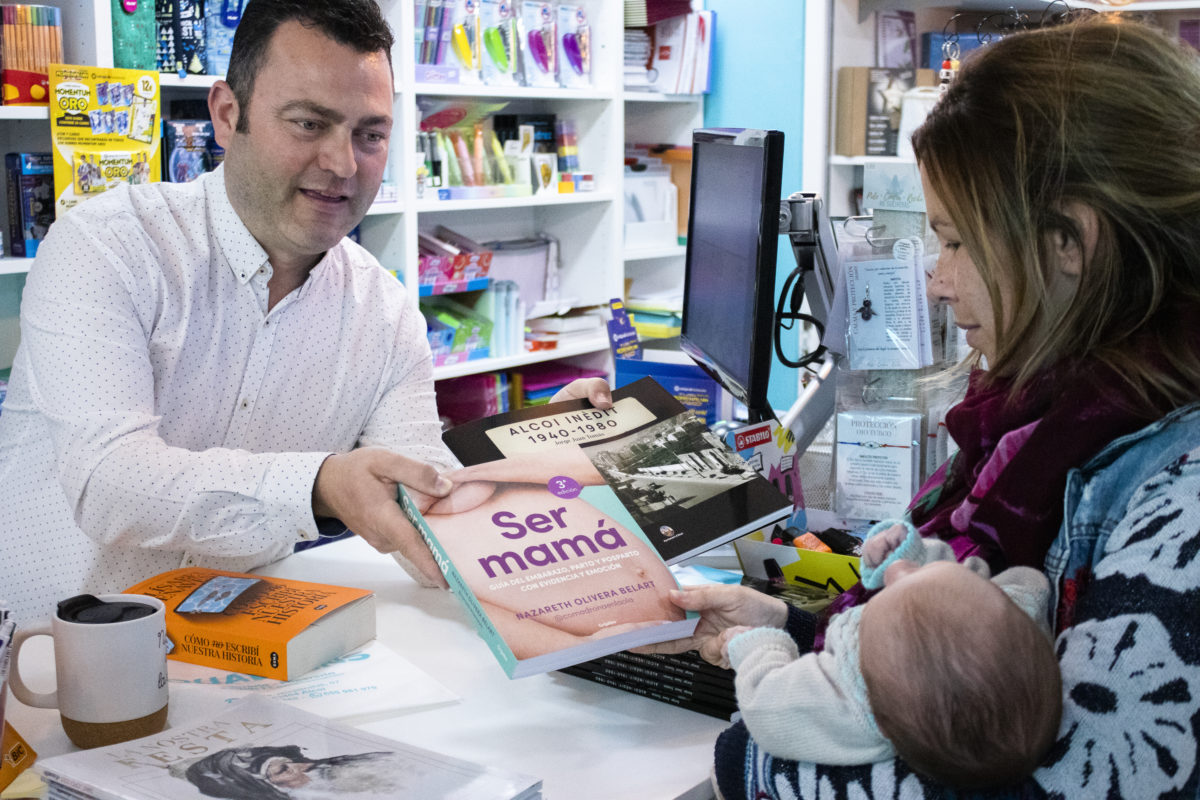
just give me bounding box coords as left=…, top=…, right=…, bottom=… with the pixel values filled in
left=57, top=594, right=156, bottom=624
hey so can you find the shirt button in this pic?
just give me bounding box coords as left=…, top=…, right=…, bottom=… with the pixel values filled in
left=241, top=399, right=249, bottom=409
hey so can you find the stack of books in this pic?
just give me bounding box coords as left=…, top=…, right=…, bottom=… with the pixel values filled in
left=561, top=649, right=737, bottom=721
left=624, top=28, right=653, bottom=91
left=509, top=361, right=607, bottom=408
left=624, top=0, right=694, bottom=27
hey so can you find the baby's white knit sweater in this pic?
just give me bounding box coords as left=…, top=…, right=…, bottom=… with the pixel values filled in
left=726, top=528, right=1051, bottom=765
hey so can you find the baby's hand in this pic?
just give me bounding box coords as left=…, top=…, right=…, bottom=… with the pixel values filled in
left=718, top=625, right=755, bottom=670
left=861, top=523, right=909, bottom=568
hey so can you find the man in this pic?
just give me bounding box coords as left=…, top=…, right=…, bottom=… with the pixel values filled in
left=0, top=0, right=607, bottom=624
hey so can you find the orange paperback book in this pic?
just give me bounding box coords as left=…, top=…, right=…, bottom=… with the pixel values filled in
left=124, top=568, right=375, bottom=681
left=0, top=721, right=36, bottom=792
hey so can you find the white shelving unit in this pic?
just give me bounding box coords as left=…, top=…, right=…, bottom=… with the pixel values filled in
left=806, top=0, right=1200, bottom=219
left=621, top=92, right=702, bottom=312
left=0, top=0, right=706, bottom=383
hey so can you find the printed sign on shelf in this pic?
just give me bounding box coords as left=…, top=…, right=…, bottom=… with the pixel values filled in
left=49, top=64, right=161, bottom=215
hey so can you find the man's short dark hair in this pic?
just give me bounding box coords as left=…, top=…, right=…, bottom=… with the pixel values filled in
left=225, top=0, right=394, bottom=133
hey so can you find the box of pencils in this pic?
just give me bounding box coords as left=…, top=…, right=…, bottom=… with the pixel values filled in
left=1, top=4, right=63, bottom=105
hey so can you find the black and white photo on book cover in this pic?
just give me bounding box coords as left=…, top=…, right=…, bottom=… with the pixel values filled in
left=36, top=696, right=541, bottom=800
left=443, top=377, right=792, bottom=565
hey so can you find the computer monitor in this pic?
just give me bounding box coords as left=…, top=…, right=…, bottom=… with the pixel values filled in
left=679, top=128, right=785, bottom=423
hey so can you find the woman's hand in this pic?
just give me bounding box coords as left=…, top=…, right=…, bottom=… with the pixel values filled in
left=631, top=584, right=789, bottom=666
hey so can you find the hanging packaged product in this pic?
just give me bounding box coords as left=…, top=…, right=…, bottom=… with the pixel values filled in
left=49, top=65, right=161, bottom=215
left=441, top=0, right=483, bottom=84
left=557, top=4, right=591, bottom=89
left=205, top=0, right=243, bottom=76
left=156, top=0, right=206, bottom=75
left=520, top=1, right=557, bottom=88
left=479, top=0, right=519, bottom=87
left=111, top=0, right=156, bottom=72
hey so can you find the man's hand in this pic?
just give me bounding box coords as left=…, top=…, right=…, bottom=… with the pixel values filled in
left=550, top=377, right=613, bottom=408
left=631, top=584, right=789, bottom=666
left=312, top=447, right=452, bottom=587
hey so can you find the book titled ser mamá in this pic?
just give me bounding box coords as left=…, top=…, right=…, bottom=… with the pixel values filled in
left=398, top=443, right=699, bottom=679
left=123, top=568, right=374, bottom=681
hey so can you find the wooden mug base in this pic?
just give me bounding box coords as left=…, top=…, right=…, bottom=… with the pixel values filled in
left=61, top=703, right=169, bottom=749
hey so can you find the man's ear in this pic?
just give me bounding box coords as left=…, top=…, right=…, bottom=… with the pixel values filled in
left=1055, top=202, right=1099, bottom=277
left=208, top=80, right=240, bottom=149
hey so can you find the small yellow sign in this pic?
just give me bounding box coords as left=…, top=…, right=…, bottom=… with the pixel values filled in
left=48, top=63, right=161, bottom=216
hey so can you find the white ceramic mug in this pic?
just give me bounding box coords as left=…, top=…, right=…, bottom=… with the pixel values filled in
left=8, top=593, right=169, bottom=748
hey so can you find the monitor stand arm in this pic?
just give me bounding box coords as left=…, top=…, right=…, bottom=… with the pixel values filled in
left=776, top=192, right=839, bottom=454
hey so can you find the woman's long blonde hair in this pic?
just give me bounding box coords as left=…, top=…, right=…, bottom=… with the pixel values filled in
left=912, top=18, right=1200, bottom=414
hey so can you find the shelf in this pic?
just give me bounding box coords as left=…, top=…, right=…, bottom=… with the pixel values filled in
left=829, top=155, right=914, bottom=166
left=622, top=92, right=705, bottom=103
left=158, top=74, right=221, bottom=90
left=855, top=0, right=1200, bottom=19
left=432, top=331, right=610, bottom=380
left=414, top=83, right=616, bottom=101
left=414, top=190, right=614, bottom=213
left=364, top=200, right=404, bottom=216
left=0, top=258, right=32, bottom=276
left=624, top=243, right=687, bottom=261
left=0, top=106, right=49, bottom=120
left=419, top=277, right=490, bottom=297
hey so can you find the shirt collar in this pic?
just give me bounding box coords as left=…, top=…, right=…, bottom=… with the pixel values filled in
left=205, top=164, right=271, bottom=286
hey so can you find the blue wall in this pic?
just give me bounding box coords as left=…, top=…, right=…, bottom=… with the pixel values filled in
left=703, top=0, right=807, bottom=417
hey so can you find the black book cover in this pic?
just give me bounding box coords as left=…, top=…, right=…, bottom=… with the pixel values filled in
left=560, top=664, right=739, bottom=721
left=443, top=377, right=791, bottom=565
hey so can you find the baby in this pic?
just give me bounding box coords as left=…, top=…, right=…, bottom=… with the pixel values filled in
left=723, top=521, right=1062, bottom=790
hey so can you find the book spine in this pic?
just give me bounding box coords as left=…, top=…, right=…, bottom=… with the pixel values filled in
left=172, top=625, right=288, bottom=680
left=613, top=649, right=736, bottom=684
left=600, top=652, right=735, bottom=697
left=560, top=664, right=738, bottom=721
left=38, top=769, right=129, bottom=800
left=5, top=154, right=22, bottom=257
left=577, top=656, right=736, bottom=703
left=397, top=487, right=519, bottom=677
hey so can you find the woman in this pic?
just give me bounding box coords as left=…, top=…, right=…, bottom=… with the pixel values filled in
left=646, top=18, right=1200, bottom=798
